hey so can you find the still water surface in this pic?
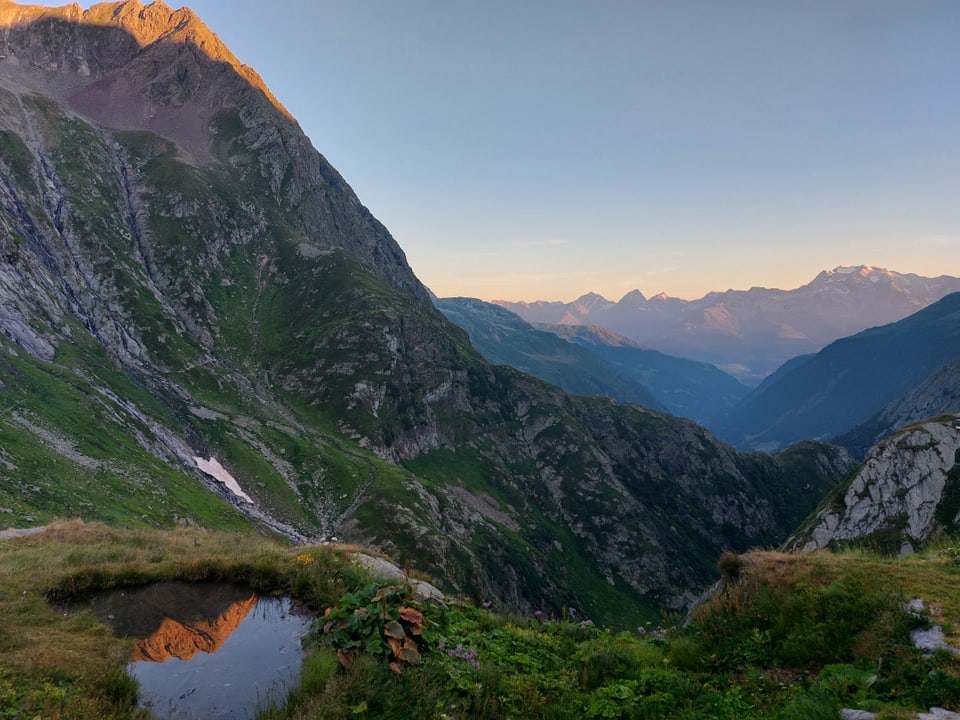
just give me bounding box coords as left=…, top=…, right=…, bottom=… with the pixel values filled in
left=72, top=581, right=313, bottom=719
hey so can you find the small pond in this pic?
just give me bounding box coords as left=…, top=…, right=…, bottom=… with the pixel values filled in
left=64, top=581, right=314, bottom=719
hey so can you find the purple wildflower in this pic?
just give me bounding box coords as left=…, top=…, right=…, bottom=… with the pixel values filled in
left=443, top=640, right=481, bottom=670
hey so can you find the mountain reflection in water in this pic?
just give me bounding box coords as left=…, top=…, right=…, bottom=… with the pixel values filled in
left=132, top=595, right=258, bottom=663
left=73, top=581, right=312, bottom=719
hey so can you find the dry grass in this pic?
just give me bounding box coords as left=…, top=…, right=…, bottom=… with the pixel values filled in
left=705, top=546, right=960, bottom=647
left=0, top=521, right=274, bottom=678
left=0, top=519, right=367, bottom=718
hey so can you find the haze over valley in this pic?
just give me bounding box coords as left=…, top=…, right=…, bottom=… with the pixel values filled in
left=491, top=265, right=960, bottom=384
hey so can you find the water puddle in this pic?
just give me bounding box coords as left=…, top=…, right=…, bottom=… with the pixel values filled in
left=66, top=581, right=313, bottom=719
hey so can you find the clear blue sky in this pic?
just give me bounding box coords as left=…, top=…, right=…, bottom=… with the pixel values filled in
left=37, top=1, right=960, bottom=301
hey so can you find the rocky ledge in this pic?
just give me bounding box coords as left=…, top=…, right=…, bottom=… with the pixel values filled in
left=787, top=419, right=960, bottom=553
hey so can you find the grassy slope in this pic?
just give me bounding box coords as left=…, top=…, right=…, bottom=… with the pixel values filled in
left=0, top=333, right=255, bottom=532
left=4, top=521, right=960, bottom=719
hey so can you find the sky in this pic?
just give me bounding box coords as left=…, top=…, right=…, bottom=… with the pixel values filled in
left=31, top=0, right=960, bottom=301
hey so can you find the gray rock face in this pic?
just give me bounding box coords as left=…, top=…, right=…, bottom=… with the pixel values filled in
left=0, top=0, right=430, bottom=306
left=787, top=420, right=960, bottom=552
left=910, top=625, right=960, bottom=657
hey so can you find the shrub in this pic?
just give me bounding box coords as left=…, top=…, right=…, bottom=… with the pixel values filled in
left=579, top=639, right=650, bottom=689
left=919, top=669, right=960, bottom=709
left=717, top=551, right=743, bottom=583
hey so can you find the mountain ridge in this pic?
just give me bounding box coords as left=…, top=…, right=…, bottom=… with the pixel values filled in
left=495, top=266, right=960, bottom=384
left=0, top=0, right=292, bottom=122
left=837, top=357, right=960, bottom=457
left=498, top=265, right=957, bottom=312
left=433, top=296, right=664, bottom=410
left=0, top=0, right=429, bottom=303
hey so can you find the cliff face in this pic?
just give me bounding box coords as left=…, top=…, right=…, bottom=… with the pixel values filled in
left=0, top=0, right=428, bottom=302
left=0, top=0, right=851, bottom=622
left=787, top=419, right=960, bottom=554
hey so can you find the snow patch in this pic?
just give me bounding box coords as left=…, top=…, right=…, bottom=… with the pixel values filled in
left=193, top=457, right=253, bottom=503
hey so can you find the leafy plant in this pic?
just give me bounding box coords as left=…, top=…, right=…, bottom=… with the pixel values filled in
left=319, top=583, right=426, bottom=672
left=941, top=546, right=960, bottom=567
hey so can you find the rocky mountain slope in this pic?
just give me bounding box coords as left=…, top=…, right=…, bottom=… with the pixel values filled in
left=0, top=0, right=852, bottom=621
left=786, top=417, right=960, bottom=555
left=715, top=292, right=960, bottom=453
left=496, top=266, right=960, bottom=384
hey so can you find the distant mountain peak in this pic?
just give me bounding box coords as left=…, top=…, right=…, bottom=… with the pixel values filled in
left=618, top=289, right=646, bottom=305
left=575, top=291, right=611, bottom=303
left=833, top=264, right=878, bottom=274
left=498, top=266, right=960, bottom=383
left=814, top=265, right=895, bottom=284
left=572, top=292, right=614, bottom=312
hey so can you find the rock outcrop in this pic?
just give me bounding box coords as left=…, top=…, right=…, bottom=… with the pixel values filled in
left=787, top=419, right=960, bottom=553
